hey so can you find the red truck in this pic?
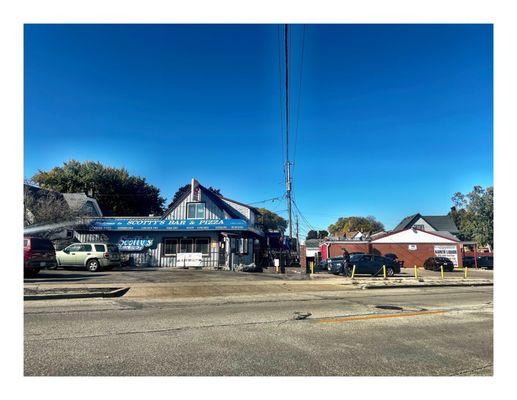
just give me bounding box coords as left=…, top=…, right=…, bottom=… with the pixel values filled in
left=23, top=237, right=57, bottom=277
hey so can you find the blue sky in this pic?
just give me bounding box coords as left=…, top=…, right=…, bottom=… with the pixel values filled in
left=24, top=24, right=493, bottom=234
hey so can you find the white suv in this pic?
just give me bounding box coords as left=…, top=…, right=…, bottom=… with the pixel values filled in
left=56, top=243, right=121, bottom=272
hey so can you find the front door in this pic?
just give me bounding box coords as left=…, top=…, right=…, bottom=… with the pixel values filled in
left=60, top=244, right=82, bottom=266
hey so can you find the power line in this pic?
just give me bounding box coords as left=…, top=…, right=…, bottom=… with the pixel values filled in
left=276, top=25, right=286, bottom=169
left=292, top=24, right=306, bottom=174
left=247, top=195, right=285, bottom=205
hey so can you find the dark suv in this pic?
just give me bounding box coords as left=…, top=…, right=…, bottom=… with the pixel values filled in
left=423, top=256, right=454, bottom=272
left=477, top=255, right=493, bottom=270
left=24, top=237, right=57, bottom=276
left=331, top=254, right=400, bottom=277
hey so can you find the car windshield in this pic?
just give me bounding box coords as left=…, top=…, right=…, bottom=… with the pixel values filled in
left=350, top=254, right=363, bottom=261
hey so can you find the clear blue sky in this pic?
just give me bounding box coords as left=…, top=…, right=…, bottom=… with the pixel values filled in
left=24, top=24, right=493, bottom=234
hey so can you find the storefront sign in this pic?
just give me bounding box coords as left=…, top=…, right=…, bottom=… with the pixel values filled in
left=89, top=218, right=249, bottom=231
left=177, top=252, right=204, bottom=267
left=117, top=237, right=154, bottom=252
left=434, top=245, right=458, bottom=266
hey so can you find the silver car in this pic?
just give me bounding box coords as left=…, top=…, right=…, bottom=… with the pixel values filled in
left=55, top=243, right=121, bottom=272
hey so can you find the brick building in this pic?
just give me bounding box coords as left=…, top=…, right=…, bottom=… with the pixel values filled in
left=320, top=228, right=462, bottom=268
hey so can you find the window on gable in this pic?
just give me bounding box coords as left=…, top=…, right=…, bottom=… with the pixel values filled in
left=187, top=202, right=206, bottom=219
left=413, top=224, right=425, bottom=230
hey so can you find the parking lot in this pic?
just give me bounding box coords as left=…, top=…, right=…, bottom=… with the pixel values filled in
left=24, top=266, right=493, bottom=286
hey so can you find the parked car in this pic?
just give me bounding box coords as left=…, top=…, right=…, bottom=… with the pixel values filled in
left=476, top=255, right=493, bottom=270
left=423, top=257, right=454, bottom=272
left=327, top=256, right=344, bottom=274
left=55, top=243, right=121, bottom=272
left=24, top=237, right=57, bottom=276
left=462, top=256, right=476, bottom=268
left=331, top=254, right=400, bottom=276
left=384, top=253, right=398, bottom=260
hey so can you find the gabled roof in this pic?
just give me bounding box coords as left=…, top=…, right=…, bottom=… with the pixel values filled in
left=62, top=193, right=103, bottom=216
left=24, top=184, right=103, bottom=217
left=393, top=213, right=420, bottom=232
left=162, top=183, right=243, bottom=219
left=372, top=227, right=460, bottom=243
left=220, top=196, right=259, bottom=214
left=423, top=216, right=459, bottom=233
left=393, top=213, right=458, bottom=233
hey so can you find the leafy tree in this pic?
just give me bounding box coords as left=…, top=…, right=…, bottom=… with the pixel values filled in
left=24, top=183, right=74, bottom=226
left=306, top=230, right=318, bottom=240
left=317, top=230, right=329, bottom=239
left=327, top=216, right=384, bottom=236
left=256, top=208, right=287, bottom=232
left=167, top=185, right=222, bottom=209
left=31, top=160, right=165, bottom=216
left=450, top=186, right=493, bottom=248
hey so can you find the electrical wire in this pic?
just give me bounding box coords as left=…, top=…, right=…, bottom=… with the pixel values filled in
left=292, top=24, right=306, bottom=176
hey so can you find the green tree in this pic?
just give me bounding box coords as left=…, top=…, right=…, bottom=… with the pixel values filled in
left=256, top=208, right=287, bottom=232
left=31, top=160, right=165, bottom=216
left=327, top=216, right=384, bottom=236
left=450, top=186, right=493, bottom=248
left=317, top=230, right=329, bottom=239
left=306, top=230, right=318, bottom=240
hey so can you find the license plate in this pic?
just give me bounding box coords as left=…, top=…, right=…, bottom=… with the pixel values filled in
left=40, top=262, right=46, bottom=267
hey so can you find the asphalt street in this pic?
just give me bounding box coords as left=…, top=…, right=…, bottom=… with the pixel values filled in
left=24, top=286, right=493, bottom=376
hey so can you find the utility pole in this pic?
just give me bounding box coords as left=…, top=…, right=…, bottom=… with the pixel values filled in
left=284, top=23, right=293, bottom=244
left=295, top=215, right=300, bottom=260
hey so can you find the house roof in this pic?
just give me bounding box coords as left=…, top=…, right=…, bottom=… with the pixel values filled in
left=304, top=239, right=320, bottom=248
left=372, top=227, right=460, bottom=243
left=393, top=213, right=458, bottom=233
left=24, top=184, right=103, bottom=216
left=62, top=193, right=103, bottom=216
left=162, top=183, right=243, bottom=219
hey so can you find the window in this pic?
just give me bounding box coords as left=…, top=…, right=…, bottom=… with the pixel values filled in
left=195, top=238, right=210, bottom=255
left=164, top=239, right=178, bottom=255
left=31, top=238, right=55, bottom=251
left=235, top=238, right=249, bottom=255
left=77, top=244, right=92, bottom=252
left=66, top=244, right=82, bottom=252
left=187, top=202, right=206, bottom=219
left=413, top=224, right=425, bottom=230
left=95, top=244, right=105, bottom=252
left=180, top=239, right=194, bottom=253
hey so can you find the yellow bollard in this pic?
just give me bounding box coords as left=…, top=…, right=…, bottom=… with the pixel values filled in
left=414, top=265, right=418, bottom=279
left=440, top=265, right=444, bottom=279
left=351, top=265, right=356, bottom=279
left=383, top=265, right=387, bottom=279
left=310, top=261, right=314, bottom=275
left=464, top=266, right=468, bottom=279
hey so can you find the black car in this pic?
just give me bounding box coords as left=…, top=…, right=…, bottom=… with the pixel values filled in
left=327, top=256, right=344, bottom=274
left=331, top=254, right=400, bottom=277
left=423, top=257, right=454, bottom=272
left=384, top=253, right=398, bottom=260
left=462, top=256, right=476, bottom=268
left=476, top=255, right=493, bottom=270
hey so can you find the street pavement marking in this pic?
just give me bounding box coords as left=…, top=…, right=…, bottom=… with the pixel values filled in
left=317, top=310, right=447, bottom=324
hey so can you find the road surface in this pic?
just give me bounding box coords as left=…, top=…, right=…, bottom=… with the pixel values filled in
left=24, top=286, right=493, bottom=376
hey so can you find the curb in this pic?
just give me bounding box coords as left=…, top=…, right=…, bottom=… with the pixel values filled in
left=24, top=287, right=130, bottom=301
left=362, top=282, right=493, bottom=290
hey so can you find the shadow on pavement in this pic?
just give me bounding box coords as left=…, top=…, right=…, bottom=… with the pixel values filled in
left=24, top=273, right=110, bottom=283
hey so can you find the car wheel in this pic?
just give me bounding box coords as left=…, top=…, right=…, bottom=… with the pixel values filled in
left=343, top=267, right=352, bottom=277
left=386, top=267, right=395, bottom=277
left=86, top=259, right=101, bottom=272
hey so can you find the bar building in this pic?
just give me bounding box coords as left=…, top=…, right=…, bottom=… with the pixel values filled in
left=76, top=179, right=264, bottom=269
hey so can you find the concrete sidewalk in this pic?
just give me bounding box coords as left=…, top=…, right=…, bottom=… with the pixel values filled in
left=24, top=272, right=493, bottom=301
